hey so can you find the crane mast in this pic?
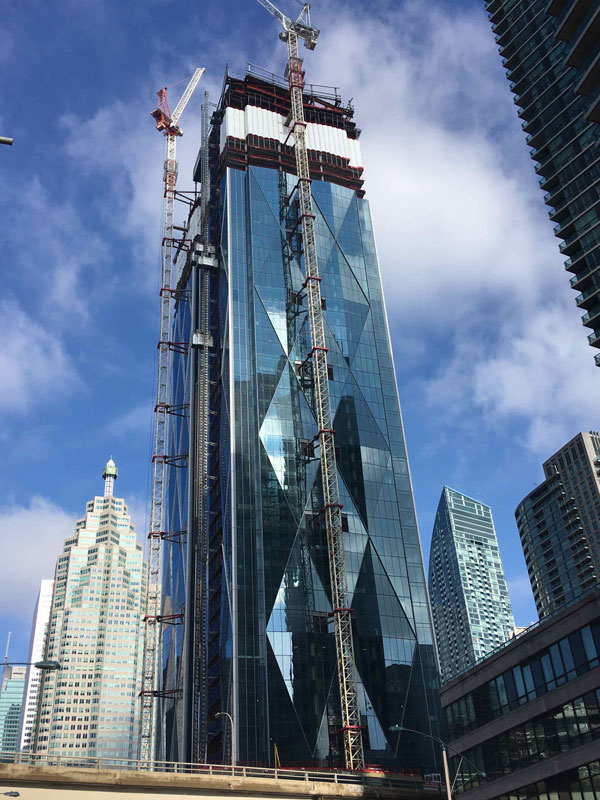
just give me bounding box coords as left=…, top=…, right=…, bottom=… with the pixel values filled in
left=257, top=2, right=364, bottom=772
left=140, top=67, right=205, bottom=763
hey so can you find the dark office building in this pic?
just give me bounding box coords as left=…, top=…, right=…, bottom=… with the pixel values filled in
left=440, top=587, right=600, bottom=800
left=516, top=431, right=600, bottom=617
left=157, top=67, right=443, bottom=773
left=486, top=0, right=600, bottom=365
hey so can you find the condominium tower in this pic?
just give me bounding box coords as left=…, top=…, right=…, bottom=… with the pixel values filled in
left=19, top=579, right=54, bottom=751
left=429, top=487, right=515, bottom=684
left=486, top=0, right=600, bottom=364
left=516, top=431, right=600, bottom=617
left=157, top=66, right=443, bottom=772
left=33, top=460, right=146, bottom=760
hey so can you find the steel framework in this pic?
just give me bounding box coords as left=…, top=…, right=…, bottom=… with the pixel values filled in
left=192, top=91, right=214, bottom=764
left=257, top=0, right=365, bottom=771
left=140, top=67, right=205, bottom=763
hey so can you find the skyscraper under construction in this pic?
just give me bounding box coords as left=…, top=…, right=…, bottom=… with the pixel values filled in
left=154, top=33, right=442, bottom=773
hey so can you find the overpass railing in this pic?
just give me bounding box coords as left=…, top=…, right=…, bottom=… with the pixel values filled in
left=0, top=751, right=441, bottom=792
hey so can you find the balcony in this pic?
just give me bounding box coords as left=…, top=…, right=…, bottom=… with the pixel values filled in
left=595, top=352, right=600, bottom=366
left=547, top=0, right=569, bottom=14
left=587, top=330, right=600, bottom=347
left=565, top=5, right=600, bottom=68
left=555, top=0, right=591, bottom=41
left=563, top=230, right=600, bottom=272
left=571, top=262, right=599, bottom=289
left=581, top=304, right=600, bottom=326
left=576, top=283, right=600, bottom=308
left=559, top=233, right=583, bottom=256
left=587, top=82, right=600, bottom=123
left=575, top=48, right=600, bottom=96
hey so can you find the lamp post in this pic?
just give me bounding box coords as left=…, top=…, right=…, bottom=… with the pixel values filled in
left=389, top=725, right=485, bottom=800
left=215, top=712, right=234, bottom=768
left=4, top=662, right=60, bottom=671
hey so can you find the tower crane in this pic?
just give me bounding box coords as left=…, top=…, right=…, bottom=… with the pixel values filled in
left=139, top=66, right=205, bottom=763
left=256, top=0, right=365, bottom=772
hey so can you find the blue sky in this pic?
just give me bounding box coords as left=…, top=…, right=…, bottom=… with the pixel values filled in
left=1, top=0, right=597, bottom=660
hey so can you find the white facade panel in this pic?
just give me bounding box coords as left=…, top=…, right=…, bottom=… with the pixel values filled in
left=220, top=105, right=363, bottom=169
left=19, top=579, right=54, bottom=751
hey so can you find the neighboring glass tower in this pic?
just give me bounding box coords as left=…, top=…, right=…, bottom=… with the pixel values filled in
left=159, top=68, right=443, bottom=773
left=19, top=579, right=54, bottom=751
left=0, top=665, right=26, bottom=754
left=34, top=460, right=147, bottom=760
left=516, top=431, right=600, bottom=617
left=428, top=487, right=515, bottom=684
left=486, top=0, right=600, bottom=365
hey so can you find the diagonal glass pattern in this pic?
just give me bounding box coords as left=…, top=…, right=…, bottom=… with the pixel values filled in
left=160, top=85, right=443, bottom=773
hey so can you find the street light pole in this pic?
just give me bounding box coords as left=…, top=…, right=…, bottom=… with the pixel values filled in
left=215, top=712, right=234, bottom=768
left=441, top=745, right=452, bottom=800
left=389, top=724, right=485, bottom=800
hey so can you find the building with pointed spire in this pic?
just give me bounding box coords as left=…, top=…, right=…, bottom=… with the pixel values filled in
left=102, top=458, right=118, bottom=498
left=33, top=460, right=147, bottom=761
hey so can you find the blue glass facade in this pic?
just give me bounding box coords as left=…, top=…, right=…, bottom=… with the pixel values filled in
left=159, top=73, right=442, bottom=773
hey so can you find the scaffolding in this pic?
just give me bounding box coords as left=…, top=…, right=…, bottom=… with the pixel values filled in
left=139, top=68, right=205, bottom=763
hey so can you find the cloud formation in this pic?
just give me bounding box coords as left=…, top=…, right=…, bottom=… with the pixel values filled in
left=0, top=299, right=81, bottom=414
left=0, top=497, right=74, bottom=626
left=305, top=0, right=595, bottom=453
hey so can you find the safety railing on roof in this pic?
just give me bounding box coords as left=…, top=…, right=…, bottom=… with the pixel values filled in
left=245, top=61, right=342, bottom=103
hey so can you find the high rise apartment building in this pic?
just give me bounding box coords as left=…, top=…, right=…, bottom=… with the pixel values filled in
left=19, top=579, right=54, bottom=751
left=516, top=431, right=600, bottom=617
left=486, top=0, right=600, bottom=365
left=429, top=487, right=515, bottom=684
left=34, top=460, right=146, bottom=760
left=157, top=67, right=443, bottom=772
left=0, top=665, right=26, bottom=754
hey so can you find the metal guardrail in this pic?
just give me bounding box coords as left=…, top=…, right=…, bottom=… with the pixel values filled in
left=0, top=751, right=439, bottom=792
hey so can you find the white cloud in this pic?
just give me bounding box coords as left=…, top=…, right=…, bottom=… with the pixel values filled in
left=0, top=498, right=75, bottom=625
left=473, top=304, right=599, bottom=451
left=304, top=0, right=597, bottom=451
left=2, top=176, right=110, bottom=327
left=124, top=495, right=150, bottom=549
left=0, top=299, right=81, bottom=414
left=0, top=492, right=149, bottom=631
left=425, top=303, right=598, bottom=454
left=307, top=1, right=562, bottom=324
left=58, top=73, right=222, bottom=294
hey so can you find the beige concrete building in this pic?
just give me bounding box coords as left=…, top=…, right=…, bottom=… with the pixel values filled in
left=33, top=459, right=147, bottom=760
